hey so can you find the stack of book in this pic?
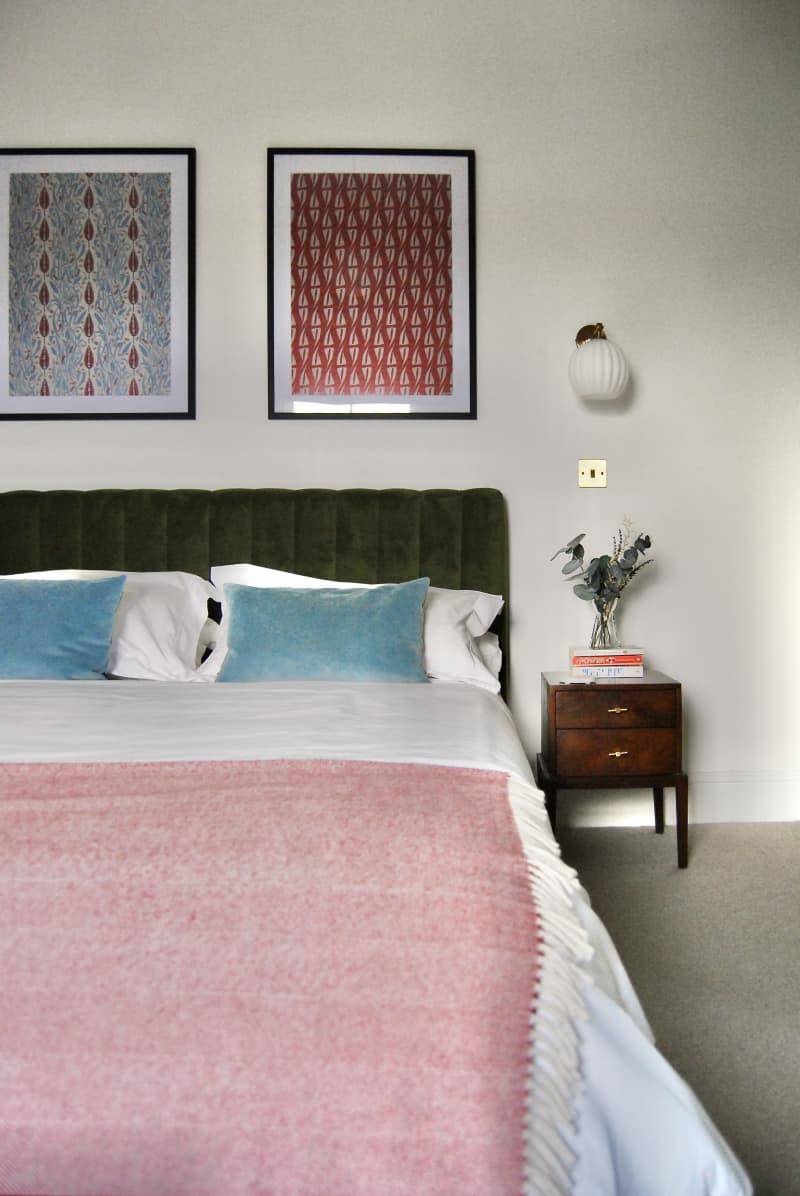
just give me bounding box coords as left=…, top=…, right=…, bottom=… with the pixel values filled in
left=569, top=646, right=644, bottom=677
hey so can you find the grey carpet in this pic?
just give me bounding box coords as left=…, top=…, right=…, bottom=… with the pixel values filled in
left=558, top=822, right=800, bottom=1196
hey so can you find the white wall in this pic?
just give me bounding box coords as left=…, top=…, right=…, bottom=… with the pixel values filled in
left=2, top=0, right=799, bottom=824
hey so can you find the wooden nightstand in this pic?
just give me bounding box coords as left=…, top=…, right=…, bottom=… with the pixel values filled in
left=535, top=670, right=689, bottom=867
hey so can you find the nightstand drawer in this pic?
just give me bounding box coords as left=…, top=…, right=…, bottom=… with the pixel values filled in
left=556, top=727, right=680, bottom=776
left=555, top=687, right=676, bottom=729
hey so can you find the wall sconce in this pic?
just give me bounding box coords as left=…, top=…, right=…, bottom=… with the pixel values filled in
left=568, top=322, right=630, bottom=400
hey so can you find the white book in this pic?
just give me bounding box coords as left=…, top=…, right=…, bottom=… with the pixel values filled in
left=570, top=663, right=644, bottom=678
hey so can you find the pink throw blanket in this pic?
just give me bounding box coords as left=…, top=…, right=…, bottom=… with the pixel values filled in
left=0, top=758, right=542, bottom=1196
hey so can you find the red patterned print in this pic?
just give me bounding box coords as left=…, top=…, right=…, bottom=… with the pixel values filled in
left=125, top=178, right=142, bottom=396
left=291, top=173, right=453, bottom=396
left=80, top=177, right=97, bottom=396
left=35, top=178, right=53, bottom=396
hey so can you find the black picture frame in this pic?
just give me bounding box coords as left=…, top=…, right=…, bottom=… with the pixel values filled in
left=268, top=148, right=476, bottom=419
left=0, top=147, right=195, bottom=420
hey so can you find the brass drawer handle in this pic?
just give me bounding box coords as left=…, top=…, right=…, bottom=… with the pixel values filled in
left=608, top=750, right=629, bottom=758
left=608, top=706, right=628, bottom=714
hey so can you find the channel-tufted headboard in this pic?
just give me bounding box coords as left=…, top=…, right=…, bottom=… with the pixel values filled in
left=0, top=487, right=510, bottom=693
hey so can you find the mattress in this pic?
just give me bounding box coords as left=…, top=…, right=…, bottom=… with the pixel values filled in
left=0, top=678, right=751, bottom=1196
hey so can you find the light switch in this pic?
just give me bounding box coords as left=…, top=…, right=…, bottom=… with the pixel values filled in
left=578, top=459, right=607, bottom=487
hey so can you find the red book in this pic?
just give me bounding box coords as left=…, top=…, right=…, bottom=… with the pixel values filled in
left=570, top=652, right=644, bottom=668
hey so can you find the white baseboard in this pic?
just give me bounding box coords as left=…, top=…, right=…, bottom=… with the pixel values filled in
left=555, top=771, right=800, bottom=828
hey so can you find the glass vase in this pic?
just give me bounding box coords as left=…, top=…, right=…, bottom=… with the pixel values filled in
left=590, top=598, right=620, bottom=649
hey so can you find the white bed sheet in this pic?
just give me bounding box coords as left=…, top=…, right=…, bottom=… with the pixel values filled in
left=0, top=679, right=751, bottom=1196
left=0, top=677, right=532, bottom=772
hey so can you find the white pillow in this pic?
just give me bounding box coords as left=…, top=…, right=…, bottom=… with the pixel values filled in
left=421, top=586, right=503, bottom=691
left=6, top=569, right=217, bottom=682
left=208, top=563, right=503, bottom=692
left=475, top=631, right=502, bottom=678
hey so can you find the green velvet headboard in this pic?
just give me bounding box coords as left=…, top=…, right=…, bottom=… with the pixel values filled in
left=0, top=487, right=510, bottom=693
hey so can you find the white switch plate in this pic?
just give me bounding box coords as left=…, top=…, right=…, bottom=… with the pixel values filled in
left=578, top=459, right=607, bottom=487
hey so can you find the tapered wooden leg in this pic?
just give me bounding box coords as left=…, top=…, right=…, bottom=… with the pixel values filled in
left=653, top=786, right=665, bottom=834
left=675, top=774, right=689, bottom=868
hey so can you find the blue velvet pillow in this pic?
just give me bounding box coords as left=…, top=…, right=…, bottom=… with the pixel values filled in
left=216, top=577, right=430, bottom=683
left=0, top=574, right=127, bottom=680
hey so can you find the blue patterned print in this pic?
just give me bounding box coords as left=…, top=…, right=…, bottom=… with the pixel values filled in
left=8, top=172, right=171, bottom=398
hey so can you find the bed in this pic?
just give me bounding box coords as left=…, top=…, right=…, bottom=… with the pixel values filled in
left=0, top=487, right=750, bottom=1196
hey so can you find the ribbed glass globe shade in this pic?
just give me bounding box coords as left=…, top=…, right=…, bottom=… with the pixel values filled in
left=568, top=337, right=630, bottom=399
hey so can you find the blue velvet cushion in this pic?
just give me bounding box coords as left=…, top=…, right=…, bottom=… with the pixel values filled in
left=216, top=577, right=430, bottom=683
left=0, top=574, right=127, bottom=680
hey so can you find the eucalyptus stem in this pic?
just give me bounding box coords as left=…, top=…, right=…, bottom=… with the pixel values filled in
left=590, top=598, right=620, bottom=648
left=550, top=523, right=653, bottom=645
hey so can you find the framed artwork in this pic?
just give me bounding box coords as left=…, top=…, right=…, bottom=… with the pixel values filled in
left=268, top=148, right=476, bottom=419
left=0, top=147, right=195, bottom=419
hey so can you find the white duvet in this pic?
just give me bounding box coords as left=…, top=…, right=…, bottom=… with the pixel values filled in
left=0, top=678, right=751, bottom=1196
